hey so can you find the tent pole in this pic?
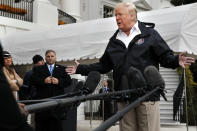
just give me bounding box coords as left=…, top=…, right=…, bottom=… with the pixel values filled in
left=183, top=68, right=189, bottom=131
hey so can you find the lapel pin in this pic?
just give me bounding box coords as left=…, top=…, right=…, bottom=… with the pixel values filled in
left=136, top=38, right=144, bottom=45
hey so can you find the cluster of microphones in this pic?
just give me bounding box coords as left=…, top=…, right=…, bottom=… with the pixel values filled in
left=123, top=65, right=167, bottom=101
left=71, top=65, right=166, bottom=99
left=22, top=65, right=166, bottom=114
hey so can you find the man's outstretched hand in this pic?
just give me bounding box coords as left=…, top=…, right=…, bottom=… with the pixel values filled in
left=179, top=51, right=195, bottom=68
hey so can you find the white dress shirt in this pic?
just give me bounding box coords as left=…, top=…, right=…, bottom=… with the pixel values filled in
left=116, top=21, right=141, bottom=48
left=47, top=64, right=55, bottom=73
left=47, top=64, right=55, bottom=70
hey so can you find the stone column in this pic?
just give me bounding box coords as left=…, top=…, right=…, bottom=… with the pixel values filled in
left=33, top=0, right=58, bottom=26
left=61, top=0, right=81, bottom=21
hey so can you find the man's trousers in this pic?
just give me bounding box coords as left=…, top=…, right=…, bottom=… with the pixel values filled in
left=118, top=101, right=160, bottom=131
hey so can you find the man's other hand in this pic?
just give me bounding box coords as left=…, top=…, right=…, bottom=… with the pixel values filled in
left=65, top=60, right=79, bottom=75
left=44, top=76, right=52, bottom=84
left=51, top=77, right=59, bottom=85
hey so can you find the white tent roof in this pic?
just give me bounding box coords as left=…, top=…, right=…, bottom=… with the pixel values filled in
left=2, top=3, right=197, bottom=64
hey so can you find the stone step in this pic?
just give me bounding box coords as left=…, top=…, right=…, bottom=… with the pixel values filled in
left=160, top=101, right=173, bottom=105
left=162, top=92, right=175, bottom=97
left=164, top=80, right=179, bottom=83
left=160, top=70, right=179, bottom=74
left=161, top=97, right=173, bottom=101
left=165, top=88, right=177, bottom=92
left=160, top=114, right=173, bottom=118
left=160, top=101, right=173, bottom=104
left=164, top=79, right=179, bottom=83
left=162, top=96, right=174, bottom=99
left=161, top=74, right=178, bottom=77
left=160, top=72, right=178, bottom=75
left=160, top=115, right=174, bottom=120
left=160, top=109, right=173, bottom=114
left=160, top=105, right=173, bottom=111
left=160, top=107, right=173, bottom=111
left=160, top=110, right=173, bottom=114
left=165, top=83, right=179, bottom=86
left=159, top=67, right=180, bottom=124
left=159, top=67, right=177, bottom=70
left=160, top=119, right=178, bottom=124
left=164, top=81, right=179, bottom=84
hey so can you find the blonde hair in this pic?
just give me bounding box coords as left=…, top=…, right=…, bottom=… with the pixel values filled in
left=115, top=2, right=137, bottom=21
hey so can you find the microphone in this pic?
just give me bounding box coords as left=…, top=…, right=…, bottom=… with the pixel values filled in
left=82, top=71, right=101, bottom=95
left=72, top=81, right=84, bottom=92
left=144, top=66, right=167, bottom=101
left=127, top=66, right=147, bottom=89
left=120, top=66, right=147, bottom=101
left=120, top=75, right=129, bottom=90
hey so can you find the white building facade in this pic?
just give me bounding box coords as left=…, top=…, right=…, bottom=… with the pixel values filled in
left=0, top=0, right=174, bottom=39
left=0, top=0, right=177, bottom=122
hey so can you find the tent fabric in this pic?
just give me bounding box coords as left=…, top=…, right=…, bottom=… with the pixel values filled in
left=1, top=3, right=197, bottom=64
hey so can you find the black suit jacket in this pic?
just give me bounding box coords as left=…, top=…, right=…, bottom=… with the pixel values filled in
left=31, top=63, right=71, bottom=120
left=31, top=63, right=71, bottom=99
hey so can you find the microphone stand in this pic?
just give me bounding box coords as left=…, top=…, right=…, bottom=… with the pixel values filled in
left=19, top=90, right=82, bottom=105
left=24, top=88, right=145, bottom=113
left=183, top=68, right=189, bottom=131
left=93, top=87, right=160, bottom=131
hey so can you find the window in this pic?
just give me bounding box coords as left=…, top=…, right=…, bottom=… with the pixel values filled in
left=103, top=5, right=114, bottom=18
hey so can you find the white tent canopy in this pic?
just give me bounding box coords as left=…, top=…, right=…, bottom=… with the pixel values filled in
left=2, top=3, right=197, bottom=64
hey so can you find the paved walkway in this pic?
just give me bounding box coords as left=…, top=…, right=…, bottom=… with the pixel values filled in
left=77, top=120, right=197, bottom=131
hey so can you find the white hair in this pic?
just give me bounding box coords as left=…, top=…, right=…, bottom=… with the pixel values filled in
left=115, top=2, right=137, bottom=20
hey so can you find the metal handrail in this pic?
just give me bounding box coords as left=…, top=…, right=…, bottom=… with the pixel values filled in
left=0, top=0, right=34, bottom=22
left=58, top=9, right=76, bottom=24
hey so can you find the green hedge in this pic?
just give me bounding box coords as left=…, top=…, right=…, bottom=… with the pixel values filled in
left=177, top=65, right=197, bottom=125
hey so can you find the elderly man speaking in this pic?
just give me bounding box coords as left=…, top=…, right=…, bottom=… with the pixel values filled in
left=66, top=2, right=194, bottom=131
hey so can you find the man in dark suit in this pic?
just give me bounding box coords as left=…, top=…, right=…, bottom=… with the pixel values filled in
left=31, top=50, right=71, bottom=131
